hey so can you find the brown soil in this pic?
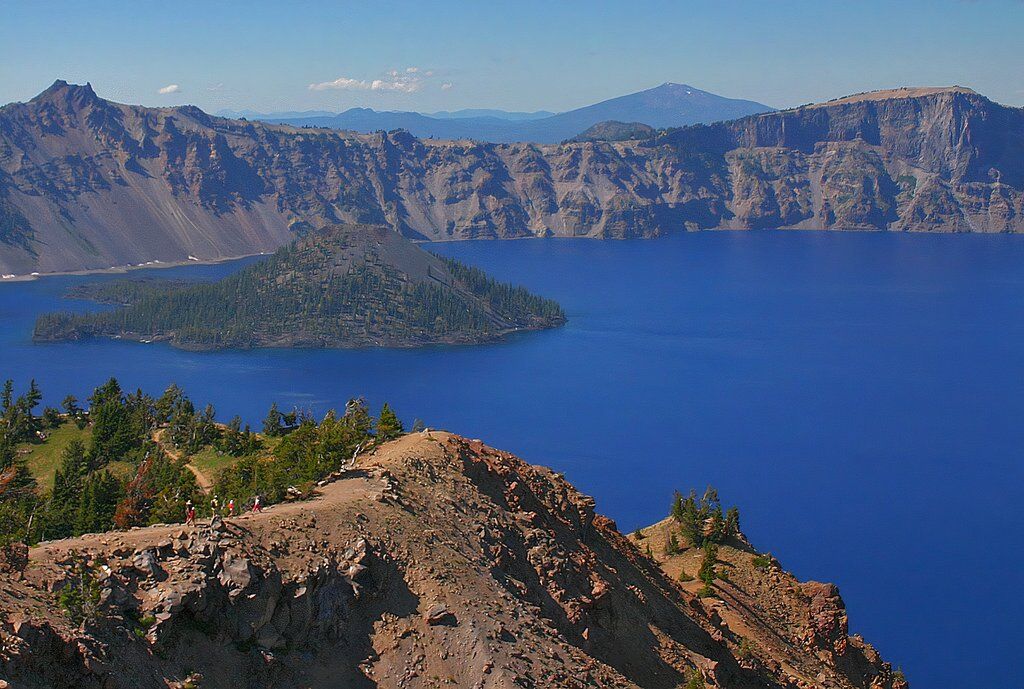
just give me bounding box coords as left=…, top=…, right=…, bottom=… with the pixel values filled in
left=0, top=433, right=906, bottom=688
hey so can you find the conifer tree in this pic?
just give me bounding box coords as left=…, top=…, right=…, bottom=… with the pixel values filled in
left=679, top=490, right=703, bottom=548
left=377, top=403, right=404, bottom=441
left=698, top=541, right=718, bottom=596
left=262, top=402, right=283, bottom=437
left=725, top=506, right=741, bottom=539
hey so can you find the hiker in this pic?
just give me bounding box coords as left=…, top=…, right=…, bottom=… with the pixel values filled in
left=210, top=494, right=220, bottom=516
left=252, top=494, right=262, bottom=513
left=185, top=500, right=195, bottom=525
left=227, top=498, right=235, bottom=516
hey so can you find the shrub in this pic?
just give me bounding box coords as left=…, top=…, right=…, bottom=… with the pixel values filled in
left=57, top=557, right=101, bottom=625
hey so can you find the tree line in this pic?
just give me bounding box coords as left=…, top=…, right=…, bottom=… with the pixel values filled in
left=0, top=378, right=407, bottom=546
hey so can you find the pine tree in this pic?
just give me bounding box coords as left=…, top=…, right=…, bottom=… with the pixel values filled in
left=679, top=490, right=703, bottom=548
left=724, top=506, right=740, bottom=539
left=665, top=530, right=681, bottom=556
left=670, top=490, right=684, bottom=522
left=377, top=403, right=404, bottom=441
left=698, top=541, right=718, bottom=596
left=343, top=398, right=374, bottom=437
left=262, top=402, right=283, bottom=437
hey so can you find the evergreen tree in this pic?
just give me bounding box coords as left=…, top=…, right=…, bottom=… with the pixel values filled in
left=698, top=541, right=718, bottom=596
left=671, top=490, right=684, bottom=522
left=41, top=406, right=60, bottom=429
left=665, top=530, right=681, bottom=556
left=343, top=398, right=374, bottom=437
left=678, top=490, right=703, bottom=548
left=724, top=506, right=741, bottom=539
left=154, top=384, right=184, bottom=425
left=377, top=403, right=404, bottom=441
left=262, top=402, right=283, bottom=437
left=49, top=440, right=89, bottom=538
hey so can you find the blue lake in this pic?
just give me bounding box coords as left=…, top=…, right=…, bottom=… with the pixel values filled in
left=2, top=231, right=1022, bottom=687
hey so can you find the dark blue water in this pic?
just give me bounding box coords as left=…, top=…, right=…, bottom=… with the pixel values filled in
left=2, top=232, right=1022, bottom=687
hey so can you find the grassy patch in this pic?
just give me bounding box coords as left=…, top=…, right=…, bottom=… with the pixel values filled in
left=188, top=446, right=240, bottom=484
left=17, top=422, right=92, bottom=492
left=187, top=435, right=279, bottom=487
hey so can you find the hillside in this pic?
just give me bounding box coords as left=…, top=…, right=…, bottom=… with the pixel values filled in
left=266, top=83, right=773, bottom=142
left=32, top=224, right=565, bottom=349
left=2, top=81, right=1023, bottom=275
left=0, top=431, right=907, bottom=689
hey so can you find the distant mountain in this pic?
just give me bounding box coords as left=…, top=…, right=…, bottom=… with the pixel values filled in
left=570, top=120, right=656, bottom=142
left=34, top=223, right=566, bottom=349
left=424, top=108, right=554, bottom=121
left=2, top=81, right=1022, bottom=275
left=267, top=83, right=774, bottom=142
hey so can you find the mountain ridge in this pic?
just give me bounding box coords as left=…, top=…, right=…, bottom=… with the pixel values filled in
left=264, top=82, right=774, bottom=142
left=1, top=80, right=1022, bottom=275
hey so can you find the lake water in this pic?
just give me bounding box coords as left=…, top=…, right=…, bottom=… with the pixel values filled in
left=2, top=231, right=1022, bottom=687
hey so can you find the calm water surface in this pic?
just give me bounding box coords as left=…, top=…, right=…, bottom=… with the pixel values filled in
left=2, top=231, right=1022, bottom=688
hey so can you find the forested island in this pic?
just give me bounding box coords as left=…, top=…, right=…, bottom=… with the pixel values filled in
left=33, top=224, right=566, bottom=350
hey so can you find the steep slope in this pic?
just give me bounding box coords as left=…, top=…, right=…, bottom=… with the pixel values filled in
left=267, top=83, right=773, bottom=143
left=2, top=81, right=1022, bottom=275
left=0, top=432, right=906, bottom=688
left=633, top=518, right=908, bottom=689
left=33, top=223, right=565, bottom=349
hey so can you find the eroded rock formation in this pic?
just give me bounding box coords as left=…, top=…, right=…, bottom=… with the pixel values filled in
left=1, top=82, right=1021, bottom=274
left=0, top=433, right=905, bottom=688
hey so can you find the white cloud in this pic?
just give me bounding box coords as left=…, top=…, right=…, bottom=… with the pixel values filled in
left=406, top=66, right=419, bottom=73
left=207, top=83, right=224, bottom=92
left=309, top=73, right=423, bottom=93
left=441, top=82, right=454, bottom=91
left=157, top=84, right=181, bottom=95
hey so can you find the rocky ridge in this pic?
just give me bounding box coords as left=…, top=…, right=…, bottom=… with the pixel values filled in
left=0, top=432, right=905, bottom=688
left=1, top=81, right=1022, bottom=274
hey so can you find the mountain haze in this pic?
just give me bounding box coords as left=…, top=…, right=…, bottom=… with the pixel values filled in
left=1, top=81, right=1022, bottom=275
left=266, top=83, right=774, bottom=142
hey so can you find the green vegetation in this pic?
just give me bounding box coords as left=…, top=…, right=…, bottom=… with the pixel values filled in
left=34, top=225, right=565, bottom=350
left=17, top=422, right=92, bottom=492
left=697, top=541, right=718, bottom=597
left=214, top=398, right=377, bottom=505
left=664, top=530, right=681, bottom=556
left=752, top=554, right=772, bottom=570
left=0, top=377, right=408, bottom=545
left=669, top=486, right=740, bottom=549
left=56, top=555, right=101, bottom=625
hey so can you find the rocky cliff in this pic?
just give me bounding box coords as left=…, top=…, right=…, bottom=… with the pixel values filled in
left=1, top=81, right=1020, bottom=275
left=0, top=433, right=905, bottom=688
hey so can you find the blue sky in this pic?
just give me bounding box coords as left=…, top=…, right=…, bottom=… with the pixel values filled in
left=1, top=0, right=1022, bottom=113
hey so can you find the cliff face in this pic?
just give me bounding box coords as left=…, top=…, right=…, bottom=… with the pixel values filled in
left=0, top=433, right=905, bottom=688
left=1, top=81, right=1021, bottom=275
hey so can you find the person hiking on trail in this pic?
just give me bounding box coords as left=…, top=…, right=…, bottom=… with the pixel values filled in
left=185, top=500, right=195, bottom=525
left=252, top=494, right=262, bottom=513
left=227, top=498, right=235, bottom=517
left=210, top=495, right=220, bottom=516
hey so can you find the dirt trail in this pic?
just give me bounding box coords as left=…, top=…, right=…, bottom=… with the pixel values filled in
left=31, top=451, right=384, bottom=562
left=152, top=427, right=212, bottom=492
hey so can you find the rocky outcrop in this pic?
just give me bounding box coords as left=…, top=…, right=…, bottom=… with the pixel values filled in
left=1, top=82, right=1022, bottom=274
left=0, top=433, right=905, bottom=688
left=633, top=519, right=908, bottom=689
